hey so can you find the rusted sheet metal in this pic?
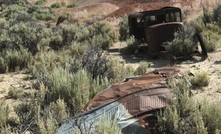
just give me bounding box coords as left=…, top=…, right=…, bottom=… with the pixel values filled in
left=84, top=66, right=186, bottom=111
left=57, top=66, right=187, bottom=134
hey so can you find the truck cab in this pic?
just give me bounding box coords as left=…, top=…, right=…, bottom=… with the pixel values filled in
left=128, top=7, right=183, bottom=55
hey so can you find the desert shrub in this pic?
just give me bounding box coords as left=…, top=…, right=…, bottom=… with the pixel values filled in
left=203, top=34, right=217, bottom=52
left=38, top=112, right=57, bottom=134
left=61, top=2, right=66, bottom=7
left=164, top=26, right=197, bottom=57
left=67, top=3, right=77, bottom=8
left=39, top=67, right=93, bottom=114
left=190, top=16, right=205, bottom=33
left=0, top=57, right=8, bottom=73
left=121, top=36, right=139, bottom=55
left=190, top=72, right=209, bottom=89
left=51, top=3, right=62, bottom=8
left=0, top=21, right=52, bottom=55
left=158, top=77, right=204, bottom=133
left=205, top=22, right=221, bottom=33
left=1, top=125, right=19, bottom=134
left=29, top=50, right=67, bottom=75
left=51, top=2, right=66, bottom=8
left=50, top=21, right=118, bottom=50
left=81, top=48, right=108, bottom=79
left=200, top=101, right=221, bottom=133
left=50, top=24, right=86, bottom=49
left=212, top=4, right=221, bottom=26
left=68, top=42, right=88, bottom=58
left=48, top=99, right=69, bottom=124
left=35, top=0, right=46, bottom=5
left=134, top=61, right=151, bottom=75
left=34, top=12, right=55, bottom=21
left=202, top=6, right=212, bottom=26
left=158, top=76, right=221, bottom=133
left=106, top=56, right=134, bottom=81
left=119, top=15, right=129, bottom=41
left=87, top=21, right=119, bottom=49
left=0, top=102, right=9, bottom=127
left=15, top=101, right=39, bottom=125
left=96, top=115, right=121, bottom=134
left=14, top=99, right=41, bottom=133
left=0, top=3, right=28, bottom=20
left=7, top=87, right=23, bottom=99
left=0, top=48, right=32, bottom=73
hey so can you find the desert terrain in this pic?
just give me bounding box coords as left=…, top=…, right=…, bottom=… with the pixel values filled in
left=0, top=0, right=221, bottom=133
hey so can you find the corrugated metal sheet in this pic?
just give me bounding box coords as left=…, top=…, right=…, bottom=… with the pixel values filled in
left=57, top=66, right=188, bottom=134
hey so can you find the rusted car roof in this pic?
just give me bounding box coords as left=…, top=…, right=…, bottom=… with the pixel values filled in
left=57, top=66, right=188, bottom=134
left=85, top=66, right=186, bottom=111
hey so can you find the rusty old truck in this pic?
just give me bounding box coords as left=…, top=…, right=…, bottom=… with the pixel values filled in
left=128, top=6, right=183, bottom=55
left=128, top=6, right=207, bottom=58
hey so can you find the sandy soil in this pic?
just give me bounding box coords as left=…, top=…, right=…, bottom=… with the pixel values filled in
left=108, top=42, right=221, bottom=102
left=0, top=73, right=34, bottom=118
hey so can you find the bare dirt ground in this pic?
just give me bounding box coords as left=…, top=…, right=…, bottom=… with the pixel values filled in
left=108, top=43, right=221, bottom=102
left=56, top=3, right=119, bottom=22
left=0, top=73, right=34, bottom=119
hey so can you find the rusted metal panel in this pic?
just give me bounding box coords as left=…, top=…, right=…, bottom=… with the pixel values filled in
left=57, top=66, right=187, bottom=134
left=85, top=66, right=186, bottom=111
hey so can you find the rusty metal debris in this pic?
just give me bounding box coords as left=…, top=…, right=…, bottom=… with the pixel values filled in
left=57, top=66, right=188, bottom=134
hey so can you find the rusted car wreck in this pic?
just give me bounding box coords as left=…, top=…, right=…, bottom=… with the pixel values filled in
left=57, top=66, right=188, bottom=134
left=128, top=6, right=207, bottom=59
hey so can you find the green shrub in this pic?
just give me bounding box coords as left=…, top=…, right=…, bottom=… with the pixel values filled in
left=38, top=112, right=57, bottom=134
left=96, top=115, right=121, bottom=134
left=121, top=36, right=139, bottom=55
left=34, top=12, right=55, bottom=21
left=61, top=2, right=66, bottom=7
left=88, top=21, right=119, bottom=49
left=158, top=77, right=202, bottom=133
left=119, top=15, right=129, bottom=41
left=202, top=6, right=212, bottom=26
left=205, top=22, right=221, bottom=33
left=190, top=72, right=209, bottom=89
left=7, top=87, right=22, bottom=99
left=158, top=76, right=221, bottom=133
left=0, top=57, right=8, bottom=73
left=35, top=0, right=46, bottom=5
left=81, top=48, right=108, bottom=79
left=49, top=99, right=69, bottom=124
left=1, top=125, right=19, bottom=134
left=106, top=56, right=134, bottom=81
left=0, top=48, right=32, bottom=73
left=0, top=102, right=9, bottom=127
left=68, top=42, right=88, bottom=58
left=50, top=2, right=66, bottom=8
left=190, top=16, right=205, bottom=32
left=164, top=26, right=197, bottom=57
left=134, top=61, right=150, bottom=75
left=212, top=4, right=221, bottom=26
left=67, top=3, right=77, bottom=8
left=204, top=33, right=217, bottom=52
left=38, top=67, right=102, bottom=114
left=51, top=3, right=62, bottom=8
left=15, top=101, right=39, bottom=125
left=200, top=101, right=221, bottom=133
